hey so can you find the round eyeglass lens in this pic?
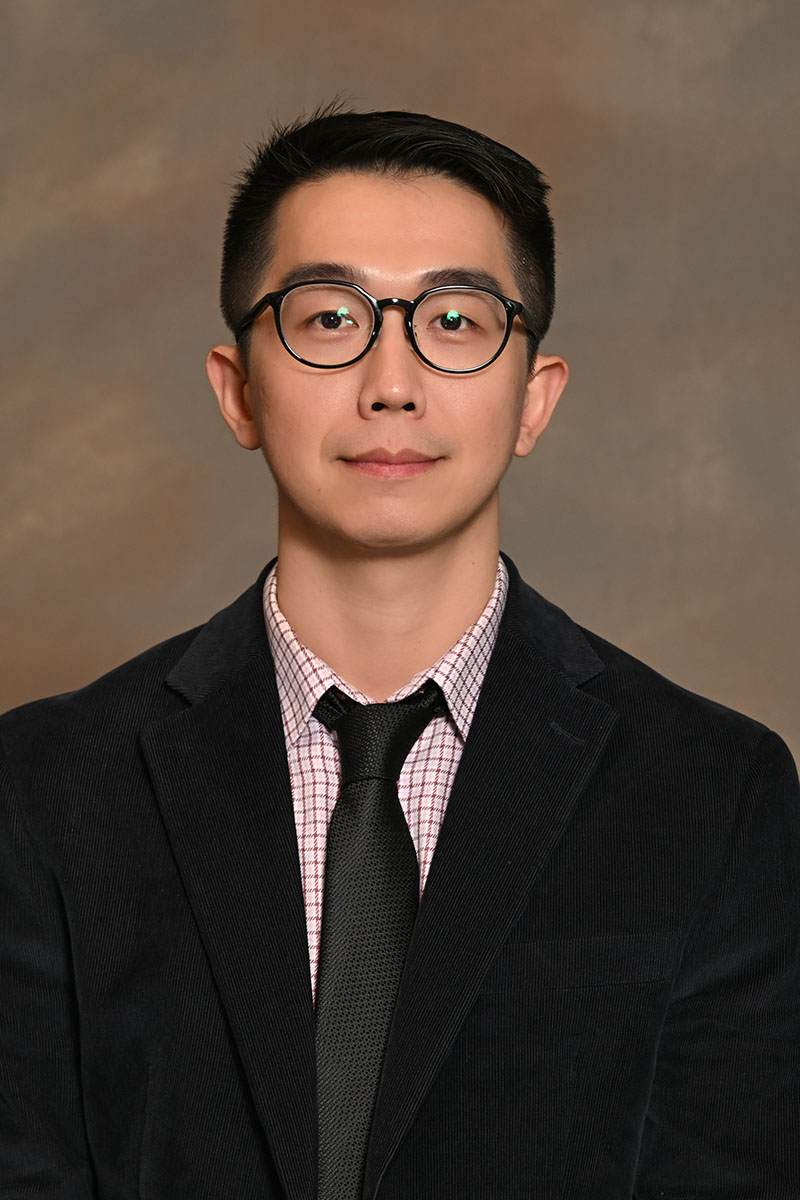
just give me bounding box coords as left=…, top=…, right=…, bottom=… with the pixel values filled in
left=279, top=284, right=374, bottom=365
left=413, top=289, right=508, bottom=370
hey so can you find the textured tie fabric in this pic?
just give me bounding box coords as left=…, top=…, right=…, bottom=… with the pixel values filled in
left=313, top=679, right=448, bottom=1200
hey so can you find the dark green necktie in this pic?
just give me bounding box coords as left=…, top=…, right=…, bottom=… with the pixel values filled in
left=313, top=679, right=446, bottom=1200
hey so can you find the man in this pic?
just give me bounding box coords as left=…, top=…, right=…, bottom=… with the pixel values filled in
left=1, top=108, right=798, bottom=1199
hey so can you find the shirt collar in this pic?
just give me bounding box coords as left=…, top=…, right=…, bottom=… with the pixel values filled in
left=264, top=558, right=508, bottom=746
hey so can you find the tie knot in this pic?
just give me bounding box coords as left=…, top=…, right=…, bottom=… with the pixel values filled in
left=313, top=679, right=447, bottom=786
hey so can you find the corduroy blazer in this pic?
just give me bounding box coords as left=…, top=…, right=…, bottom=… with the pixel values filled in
left=1, top=556, right=798, bottom=1198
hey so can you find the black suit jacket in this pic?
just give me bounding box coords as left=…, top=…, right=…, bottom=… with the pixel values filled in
left=1, top=557, right=798, bottom=1198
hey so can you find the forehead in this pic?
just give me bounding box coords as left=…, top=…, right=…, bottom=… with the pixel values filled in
left=265, top=170, right=517, bottom=293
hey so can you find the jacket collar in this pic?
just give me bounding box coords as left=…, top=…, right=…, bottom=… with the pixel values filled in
left=164, top=553, right=605, bottom=706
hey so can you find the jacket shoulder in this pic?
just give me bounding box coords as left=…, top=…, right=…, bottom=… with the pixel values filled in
left=505, top=558, right=782, bottom=757
left=0, top=624, right=201, bottom=757
left=1, top=566, right=272, bottom=752
left=578, top=624, right=790, bottom=771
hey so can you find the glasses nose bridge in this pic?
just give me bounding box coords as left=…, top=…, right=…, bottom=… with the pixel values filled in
left=375, top=295, right=414, bottom=327
left=371, top=295, right=416, bottom=356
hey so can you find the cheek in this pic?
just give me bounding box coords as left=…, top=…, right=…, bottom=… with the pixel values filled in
left=455, top=382, right=528, bottom=460
left=251, top=375, right=305, bottom=446
left=250, top=394, right=302, bottom=480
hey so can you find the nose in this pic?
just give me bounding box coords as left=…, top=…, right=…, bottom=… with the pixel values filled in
left=356, top=306, right=426, bottom=418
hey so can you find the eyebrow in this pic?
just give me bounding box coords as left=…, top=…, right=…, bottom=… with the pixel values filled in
left=276, top=263, right=366, bottom=289
left=419, top=267, right=507, bottom=294
left=275, top=262, right=509, bottom=296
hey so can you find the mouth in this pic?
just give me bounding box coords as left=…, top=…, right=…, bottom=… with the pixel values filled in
left=341, top=448, right=442, bottom=478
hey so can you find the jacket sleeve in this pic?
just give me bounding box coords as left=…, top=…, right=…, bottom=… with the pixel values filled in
left=0, top=743, right=96, bottom=1197
left=635, top=728, right=800, bottom=1197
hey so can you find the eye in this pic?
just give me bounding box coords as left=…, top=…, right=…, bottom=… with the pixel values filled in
left=438, top=308, right=468, bottom=331
left=315, top=306, right=358, bottom=331
left=428, top=306, right=480, bottom=335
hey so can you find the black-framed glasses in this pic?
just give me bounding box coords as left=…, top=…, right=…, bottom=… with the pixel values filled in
left=233, top=280, right=533, bottom=374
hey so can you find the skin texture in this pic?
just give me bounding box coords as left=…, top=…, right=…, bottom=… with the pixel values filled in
left=207, top=171, right=568, bottom=697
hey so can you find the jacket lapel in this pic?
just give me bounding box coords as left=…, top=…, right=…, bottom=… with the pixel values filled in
left=364, top=564, right=619, bottom=1198
left=139, top=571, right=317, bottom=1200
left=137, top=559, right=618, bottom=1200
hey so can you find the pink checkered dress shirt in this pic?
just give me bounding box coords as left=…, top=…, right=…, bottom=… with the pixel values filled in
left=263, top=558, right=508, bottom=998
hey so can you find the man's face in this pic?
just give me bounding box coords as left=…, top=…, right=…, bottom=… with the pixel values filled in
left=210, top=170, right=566, bottom=559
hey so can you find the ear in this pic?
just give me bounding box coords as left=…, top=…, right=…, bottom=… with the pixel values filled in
left=514, top=354, right=569, bottom=458
left=206, top=344, right=261, bottom=450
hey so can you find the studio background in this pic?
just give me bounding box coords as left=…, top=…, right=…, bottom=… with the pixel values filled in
left=2, top=0, right=798, bottom=758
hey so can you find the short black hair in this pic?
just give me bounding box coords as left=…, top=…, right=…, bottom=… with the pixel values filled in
left=221, top=105, right=555, bottom=366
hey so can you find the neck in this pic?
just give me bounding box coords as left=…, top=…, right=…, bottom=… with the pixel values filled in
left=274, top=523, right=501, bottom=702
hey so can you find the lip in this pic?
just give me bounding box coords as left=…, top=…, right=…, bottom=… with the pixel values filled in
left=341, top=447, right=442, bottom=479
left=347, top=448, right=436, bottom=464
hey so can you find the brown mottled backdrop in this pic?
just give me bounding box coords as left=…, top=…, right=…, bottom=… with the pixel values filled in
left=2, top=1, right=798, bottom=757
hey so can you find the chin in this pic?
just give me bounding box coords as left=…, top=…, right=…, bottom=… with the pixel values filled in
left=327, top=519, right=442, bottom=555
left=347, top=529, right=430, bottom=552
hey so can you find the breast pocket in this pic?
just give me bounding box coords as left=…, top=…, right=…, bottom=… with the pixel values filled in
left=479, top=932, right=680, bottom=993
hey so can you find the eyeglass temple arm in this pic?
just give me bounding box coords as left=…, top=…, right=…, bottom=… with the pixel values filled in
left=511, top=301, right=538, bottom=340
left=233, top=291, right=280, bottom=343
